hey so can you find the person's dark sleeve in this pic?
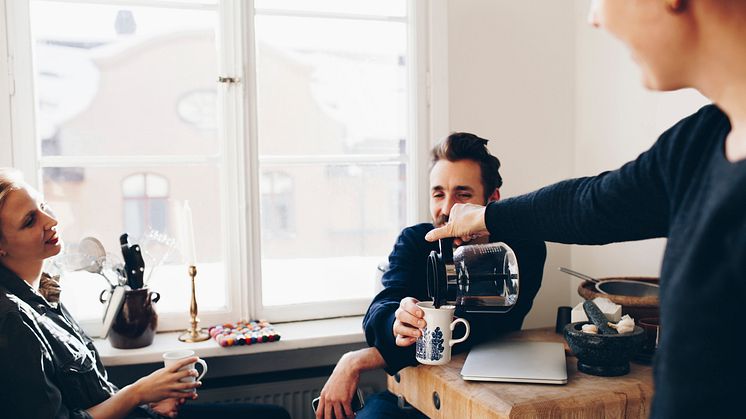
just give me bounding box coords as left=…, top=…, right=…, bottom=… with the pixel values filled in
left=0, top=311, right=92, bottom=419
left=362, top=227, right=425, bottom=375
left=483, top=123, right=690, bottom=245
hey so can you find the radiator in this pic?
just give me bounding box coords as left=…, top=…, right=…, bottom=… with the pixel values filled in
left=195, top=373, right=384, bottom=419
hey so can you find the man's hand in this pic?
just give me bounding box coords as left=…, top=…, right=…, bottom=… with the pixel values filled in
left=393, top=297, right=425, bottom=347
left=425, top=203, right=489, bottom=243
left=316, top=353, right=360, bottom=419
left=149, top=398, right=185, bottom=418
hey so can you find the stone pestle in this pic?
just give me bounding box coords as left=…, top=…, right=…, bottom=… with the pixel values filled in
left=583, top=300, right=618, bottom=335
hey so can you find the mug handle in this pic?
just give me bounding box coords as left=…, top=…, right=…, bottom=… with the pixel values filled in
left=449, top=318, right=470, bottom=347
left=99, top=289, right=112, bottom=304
left=150, top=291, right=161, bottom=303
left=195, top=358, right=208, bottom=381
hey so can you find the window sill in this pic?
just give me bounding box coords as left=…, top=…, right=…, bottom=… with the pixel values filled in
left=95, top=316, right=365, bottom=366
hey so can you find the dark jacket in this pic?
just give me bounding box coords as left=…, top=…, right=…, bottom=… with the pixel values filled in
left=482, top=105, right=746, bottom=418
left=0, top=263, right=156, bottom=419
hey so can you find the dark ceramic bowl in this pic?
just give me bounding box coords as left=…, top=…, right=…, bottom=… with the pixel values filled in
left=564, top=321, right=645, bottom=377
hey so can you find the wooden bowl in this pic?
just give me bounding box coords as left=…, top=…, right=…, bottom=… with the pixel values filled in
left=578, top=277, right=659, bottom=320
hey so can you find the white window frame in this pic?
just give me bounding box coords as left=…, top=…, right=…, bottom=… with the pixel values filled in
left=4, top=0, right=243, bottom=333
left=0, top=0, right=448, bottom=327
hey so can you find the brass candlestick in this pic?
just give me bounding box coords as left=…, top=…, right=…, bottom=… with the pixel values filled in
left=178, top=265, right=209, bottom=342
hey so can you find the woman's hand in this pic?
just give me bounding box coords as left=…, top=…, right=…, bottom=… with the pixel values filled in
left=131, top=357, right=201, bottom=404
left=425, top=203, right=489, bottom=243
left=86, top=358, right=200, bottom=419
left=149, top=398, right=186, bottom=418
left=393, top=297, right=424, bottom=347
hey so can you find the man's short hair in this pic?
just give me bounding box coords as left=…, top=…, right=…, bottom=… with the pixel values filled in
left=430, top=132, right=503, bottom=201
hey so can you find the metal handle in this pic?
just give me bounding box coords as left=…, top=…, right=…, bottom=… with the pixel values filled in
left=559, top=267, right=599, bottom=283
left=99, top=289, right=112, bottom=304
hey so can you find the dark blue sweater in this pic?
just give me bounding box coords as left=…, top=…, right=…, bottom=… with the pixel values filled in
left=485, top=105, right=746, bottom=418
left=363, top=223, right=547, bottom=375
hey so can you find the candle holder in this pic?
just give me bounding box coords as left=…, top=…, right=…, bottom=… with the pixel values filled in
left=178, top=265, right=210, bottom=342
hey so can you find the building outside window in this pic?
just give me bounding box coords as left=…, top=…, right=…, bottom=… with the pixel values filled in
left=260, top=171, right=295, bottom=237
left=122, top=172, right=169, bottom=238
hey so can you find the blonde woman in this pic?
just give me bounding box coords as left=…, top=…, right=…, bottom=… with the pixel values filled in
left=0, top=168, right=202, bottom=418
left=0, top=169, right=290, bottom=419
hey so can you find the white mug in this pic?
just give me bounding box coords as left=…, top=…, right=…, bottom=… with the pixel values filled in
left=162, top=350, right=208, bottom=392
left=415, top=302, right=470, bottom=365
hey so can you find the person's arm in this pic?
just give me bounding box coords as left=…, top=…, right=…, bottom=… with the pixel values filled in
left=86, top=359, right=200, bottom=419
left=315, top=347, right=385, bottom=419
left=482, top=145, right=670, bottom=245
left=363, top=226, right=429, bottom=375
left=428, top=124, right=682, bottom=245
left=0, top=310, right=201, bottom=419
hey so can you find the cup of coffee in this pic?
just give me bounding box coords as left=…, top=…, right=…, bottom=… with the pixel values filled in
left=415, top=302, right=470, bottom=365
left=162, top=350, right=208, bottom=392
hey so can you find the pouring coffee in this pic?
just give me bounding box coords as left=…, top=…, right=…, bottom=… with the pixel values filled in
left=427, top=238, right=519, bottom=314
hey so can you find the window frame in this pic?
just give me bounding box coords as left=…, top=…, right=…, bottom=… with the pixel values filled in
left=1, top=0, right=446, bottom=329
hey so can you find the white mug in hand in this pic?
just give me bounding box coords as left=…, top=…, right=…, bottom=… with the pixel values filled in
left=415, top=302, right=470, bottom=365
left=162, top=349, right=208, bottom=392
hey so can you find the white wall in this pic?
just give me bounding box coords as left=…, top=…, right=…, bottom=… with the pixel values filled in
left=447, top=0, right=576, bottom=329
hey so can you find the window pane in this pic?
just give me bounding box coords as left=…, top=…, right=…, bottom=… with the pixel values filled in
left=31, top=1, right=219, bottom=157
left=122, top=173, right=145, bottom=197
left=254, top=0, right=405, bottom=17
left=255, top=15, right=408, bottom=156
left=146, top=173, right=169, bottom=197
left=43, top=165, right=227, bottom=321
left=123, top=199, right=145, bottom=237
left=260, top=164, right=406, bottom=306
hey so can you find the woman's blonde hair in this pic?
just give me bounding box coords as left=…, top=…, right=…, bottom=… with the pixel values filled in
left=0, top=168, right=25, bottom=241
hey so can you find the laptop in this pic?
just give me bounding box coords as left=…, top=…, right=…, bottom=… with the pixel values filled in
left=461, top=340, right=568, bottom=385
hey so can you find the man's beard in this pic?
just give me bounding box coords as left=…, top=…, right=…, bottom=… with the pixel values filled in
left=434, top=214, right=449, bottom=227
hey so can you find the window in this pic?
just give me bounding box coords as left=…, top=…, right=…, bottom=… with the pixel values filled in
left=122, top=173, right=170, bottom=238
left=3, top=0, right=434, bottom=331
left=260, top=171, right=295, bottom=236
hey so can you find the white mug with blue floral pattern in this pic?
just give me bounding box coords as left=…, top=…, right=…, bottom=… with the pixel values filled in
left=415, top=302, right=470, bottom=365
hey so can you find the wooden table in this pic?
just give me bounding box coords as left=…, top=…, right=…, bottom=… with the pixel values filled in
left=387, top=328, right=654, bottom=419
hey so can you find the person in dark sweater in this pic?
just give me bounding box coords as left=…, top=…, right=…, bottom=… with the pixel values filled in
left=315, top=133, right=546, bottom=419
left=425, top=2, right=746, bottom=418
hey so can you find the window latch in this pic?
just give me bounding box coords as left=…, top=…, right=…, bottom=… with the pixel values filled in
left=217, top=76, right=240, bottom=84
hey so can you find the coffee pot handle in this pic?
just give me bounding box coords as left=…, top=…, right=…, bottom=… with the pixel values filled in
left=439, top=238, right=454, bottom=264
left=449, top=318, right=470, bottom=346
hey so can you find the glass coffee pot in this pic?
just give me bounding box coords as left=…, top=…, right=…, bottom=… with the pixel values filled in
left=426, top=238, right=519, bottom=314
